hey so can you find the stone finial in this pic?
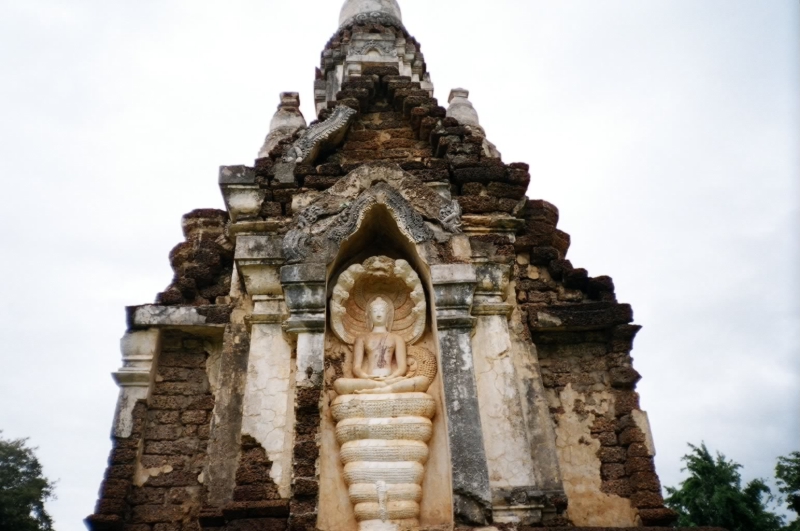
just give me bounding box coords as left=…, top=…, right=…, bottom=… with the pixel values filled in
left=447, top=88, right=480, bottom=127
left=257, top=92, right=307, bottom=159
left=447, top=88, right=502, bottom=159
left=339, top=0, right=403, bottom=27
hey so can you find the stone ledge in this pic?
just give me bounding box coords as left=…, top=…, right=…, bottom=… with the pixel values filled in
left=126, top=304, right=232, bottom=331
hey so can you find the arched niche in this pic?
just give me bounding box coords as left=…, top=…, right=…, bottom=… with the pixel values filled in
left=317, top=199, right=454, bottom=531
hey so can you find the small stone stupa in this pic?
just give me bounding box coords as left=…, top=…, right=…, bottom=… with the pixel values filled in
left=85, top=1, right=702, bottom=530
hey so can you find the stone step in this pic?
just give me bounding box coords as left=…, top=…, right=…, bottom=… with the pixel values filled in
left=332, top=392, right=436, bottom=421
left=335, top=416, right=433, bottom=444
left=341, top=439, right=429, bottom=464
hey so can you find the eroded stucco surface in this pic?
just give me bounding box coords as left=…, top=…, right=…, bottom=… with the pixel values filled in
left=241, top=323, right=295, bottom=497
left=552, top=384, right=638, bottom=526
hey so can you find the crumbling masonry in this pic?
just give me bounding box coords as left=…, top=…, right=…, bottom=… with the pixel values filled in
left=86, top=2, right=725, bottom=531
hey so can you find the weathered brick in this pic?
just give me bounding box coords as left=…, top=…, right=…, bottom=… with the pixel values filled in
left=597, top=447, right=627, bottom=463
left=96, top=498, right=127, bottom=515
left=601, top=463, right=626, bottom=480
left=146, top=471, right=199, bottom=488
left=180, top=410, right=208, bottom=425
left=158, top=351, right=206, bottom=369
left=614, top=391, right=641, bottom=417
left=630, top=489, right=665, bottom=508
left=630, top=471, right=662, bottom=492
left=107, top=465, right=135, bottom=480
left=233, top=485, right=268, bottom=502
left=293, top=478, right=319, bottom=498
left=143, top=439, right=201, bottom=456
left=458, top=195, right=499, bottom=214
left=144, top=425, right=182, bottom=441
left=595, top=431, right=618, bottom=447
left=131, top=504, right=185, bottom=524
left=128, top=487, right=167, bottom=505
left=625, top=457, right=657, bottom=476
left=619, top=427, right=647, bottom=445
left=627, top=442, right=651, bottom=458
left=601, top=478, right=633, bottom=498
left=487, top=182, right=527, bottom=200
left=610, top=367, right=642, bottom=389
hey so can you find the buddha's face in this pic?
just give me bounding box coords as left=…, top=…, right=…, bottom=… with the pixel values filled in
left=369, top=299, right=389, bottom=328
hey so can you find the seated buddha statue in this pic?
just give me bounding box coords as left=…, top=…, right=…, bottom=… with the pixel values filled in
left=333, top=297, right=430, bottom=395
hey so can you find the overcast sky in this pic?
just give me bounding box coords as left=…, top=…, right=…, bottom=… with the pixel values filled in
left=0, top=1, right=797, bottom=529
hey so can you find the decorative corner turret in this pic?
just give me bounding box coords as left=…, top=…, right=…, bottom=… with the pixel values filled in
left=447, top=88, right=501, bottom=159
left=258, top=92, right=307, bottom=159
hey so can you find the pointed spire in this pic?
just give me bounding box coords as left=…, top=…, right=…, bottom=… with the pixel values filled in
left=339, top=0, right=402, bottom=28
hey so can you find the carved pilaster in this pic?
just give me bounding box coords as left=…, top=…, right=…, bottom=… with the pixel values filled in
left=219, top=165, right=265, bottom=223
left=235, top=234, right=288, bottom=324
left=430, top=264, right=492, bottom=526
left=112, top=329, right=161, bottom=438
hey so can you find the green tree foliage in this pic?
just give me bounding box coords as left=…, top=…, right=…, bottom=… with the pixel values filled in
left=665, top=443, right=784, bottom=531
left=0, top=431, right=55, bottom=531
left=776, top=452, right=800, bottom=530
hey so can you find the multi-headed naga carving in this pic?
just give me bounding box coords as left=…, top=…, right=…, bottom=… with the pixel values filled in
left=329, top=256, right=436, bottom=531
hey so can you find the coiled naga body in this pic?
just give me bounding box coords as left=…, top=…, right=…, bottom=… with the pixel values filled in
left=329, top=257, right=437, bottom=531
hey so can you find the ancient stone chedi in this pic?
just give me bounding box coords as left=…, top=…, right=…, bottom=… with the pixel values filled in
left=85, top=1, right=692, bottom=530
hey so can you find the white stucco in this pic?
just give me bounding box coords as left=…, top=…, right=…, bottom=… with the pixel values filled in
left=473, top=315, right=538, bottom=489
left=112, top=329, right=161, bottom=438
left=241, top=323, right=295, bottom=497
left=339, top=0, right=402, bottom=26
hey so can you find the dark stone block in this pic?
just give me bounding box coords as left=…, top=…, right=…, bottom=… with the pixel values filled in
left=552, top=229, right=571, bottom=256
left=601, top=463, right=626, bottom=480
left=461, top=182, right=484, bottom=196
left=452, top=160, right=507, bottom=184
left=601, top=478, right=633, bottom=498
left=530, top=302, right=634, bottom=330
left=523, top=199, right=559, bottom=225
left=639, top=507, right=680, bottom=526
left=587, top=275, right=615, bottom=297
left=614, top=391, right=641, bottom=416
left=563, top=268, right=589, bottom=290
left=630, top=489, right=665, bottom=508
left=597, top=446, right=627, bottom=463
left=293, top=478, right=319, bottom=498
left=529, top=246, right=561, bottom=265
left=487, top=182, right=527, bottom=200
left=260, top=202, right=282, bottom=218
left=131, top=505, right=184, bottom=524
left=630, top=471, right=663, bottom=492
left=626, top=457, right=657, bottom=476
left=458, top=195, right=499, bottom=214
left=628, top=442, right=651, bottom=458
left=611, top=324, right=642, bottom=352
left=611, top=367, right=642, bottom=389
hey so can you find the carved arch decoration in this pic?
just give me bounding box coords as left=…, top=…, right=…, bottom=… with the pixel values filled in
left=282, top=163, right=462, bottom=263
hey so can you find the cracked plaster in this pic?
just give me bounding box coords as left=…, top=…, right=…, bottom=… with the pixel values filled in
left=241, top=323, right=295, bottom=498
left=473, top=315, right=537, bottom=489
left=551, top=384, right=639, bottom=526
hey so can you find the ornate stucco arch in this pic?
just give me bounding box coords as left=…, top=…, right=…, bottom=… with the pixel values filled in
left=283, top=163, right=462, bottom=264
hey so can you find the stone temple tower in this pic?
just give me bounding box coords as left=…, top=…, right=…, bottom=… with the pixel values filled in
left=85, top=2, right=696, bottom=530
